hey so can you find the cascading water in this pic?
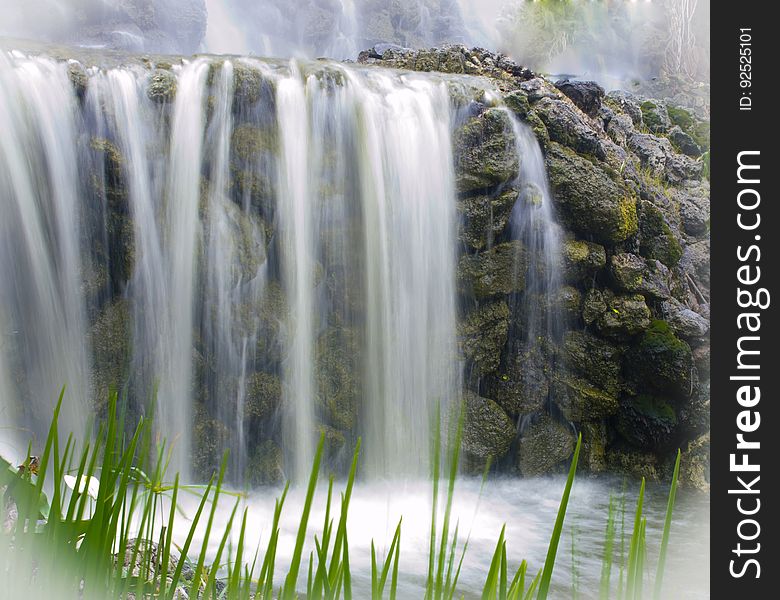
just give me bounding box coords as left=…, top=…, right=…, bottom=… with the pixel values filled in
left=0, top=52, right=92, bottom=446
left=506, top=112, right=564, bottom=417
left=0, top=50, right=463, bottom=482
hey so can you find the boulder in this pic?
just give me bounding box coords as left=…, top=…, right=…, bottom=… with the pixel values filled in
left=461, top=392, right=517, bottom=472
left=678, top=433, right=710, bottom=492
left=672, top=183, right=710, bottom=237
left=660, top=298, right=709, bottom=339
left=561, top=239, right=607, bottom=283
left=624, top=320, right=693, bottom=399
left=552, top=373, right=620, bottom=422
left=457, top=241, right=526, bottom=299
left=483, top=342, right=549, bottom=417
left=609, top=253, right=672, bottom=299
left=457, top=187, right=519, bottom=250
left=453, top=108, right=518, bottom=194
left=616, top=394, right=678, bottom=451
left=244, top=372, right=282, bottom=423
left=562, top=331, right=622, bottom=396
left=639, top=100, right=671, bottom=133
left=533, top=97, right=605, bottom=159
left=605, top=90, right=643, bottom=126
left=668, top=126, right=702, bottom=157
left=516, top=414, right=576, bottom=476
left=245, top=439, right=285, bottom=486
left=546, top=143, right=638, bottom=245
left=582, top=289, right=651, bottom=340
left=554, top=80, right=605, bottom=118
left=146, top=69, right=177, bottom=103
left=458, top=301, right=510, bottom=378
left=637, top=199, right=684, bottom=267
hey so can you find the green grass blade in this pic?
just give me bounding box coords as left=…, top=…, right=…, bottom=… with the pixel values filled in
left=653, top=450, right=680, bottom=600
left=536, top=433, right=581, bottom=600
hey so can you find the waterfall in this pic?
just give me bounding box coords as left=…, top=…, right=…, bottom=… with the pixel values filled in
left=0, top=50, right=464, bottom=482
left=506, top=113, right=564, bottom=411
left=0, top=53, right=92, bottom=445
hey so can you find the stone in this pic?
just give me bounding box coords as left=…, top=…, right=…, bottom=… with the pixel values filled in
left=562, top=331, right=622, bottom=396
left=552, top=373, right=620, bottom=422
left=668, top=126, right=702, bottom=157
left=660, top=298, right=709, bottom=339
left=546, top=143, right=638, bottom=245
left=554, top=80, right=605, bottom=118
left=672, top=184, right=710, bottom=237
left=609, top=253, right=672, bottom=299
left=624, top=320, right=693, bottom=399
left=461, top=391, right=516, bottom=472
left=146, top=69, right=177, bottom=103
left=628, top=133, right=671, bottom=177
left=457, top=187, right=519, bottom=250
left=606, top=446, right=660, bottom=481
left=244, top=372, right=282, bottom=423
left=533, top=97, right=605, bottom=159
left=616, top=394, right=678, bottom=451
left=517, top=414, right=576, bottom=476
left=639, top=100, right=671, bottom=133
left=245, top=439, right=285, bottom=486
left=453, top=108, right=518, bottom=194
left=637, top=199, right=684, bottom=267
left=605, top=90, right=643, bottom=125
left=678, top=433, right=709, bottom=492
left=483, top=342, right=550, bottom=417
left=582, top=289, right=651, bottom=340
left=458, top=301, right=510, bottom=378
left=561, top=239, right=607, bottom=283
left=457, top=241, right=526, bottom=299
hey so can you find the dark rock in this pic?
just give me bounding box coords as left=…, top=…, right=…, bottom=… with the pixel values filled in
left=605, top=90, right=643, bottom=126
left=546, top=143, right=638, bottom=245
left=453, top=108, right=518, bottom=194
left=457, top=241, right=526, bottom=299
left=458, top=301, right=510, bottom=378
left=484, top=343, right=549, bottom=417
left=457, top=188, right=519, bottom=251
left=245, top=439, right=285, bottom=486
left=562, top=331, right=622, bottom=396
left=616, top=394, right=678, bottom=451
left=582, top=289, right=651, bottom=340
left=624, top=320, right=693, bottom=399
left=639, top=100, right=671, bottom=133
left=668, top=126, right=702, bottom=157
left=517, top=414, right=576, bottom=476
left=561, top=239, right=607, bottom=283
left=534, top=97, right=605, bottom=159
left=461, top=391, right=516, bottom=472
left=660, top=298, right=709, bottom=339
left=679, top=433, right=709, bottom=491
left=554, top=80, right=605, bottom=118
left=609, top=253, right=672, bottom=300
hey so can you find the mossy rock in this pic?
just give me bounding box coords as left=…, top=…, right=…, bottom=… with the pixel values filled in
left=90, top=299, right=131, bottom=409
left=244, top=372, right=282, bottom=423
left=232, top=63, right=267, bottom=108
left=516, top=414, right=576, bottom=477
left=316, top=326, right=360, bottom=431
left=609, top=253, right=672, bottom=300
left=483, top=342, right=550, bottom=417
left=457, top=188, right=518, bottom=251
left=458, top=301, right=510, bottom=378
left=561, top=239, right=606, bottom=283
left=244, top=439, right=285, bottom=486
left=533, top=97, right=605, bottom=159
left=582, top=289, right=651, bottom=340
left=639, top=100, right=671, bottom=133
left=461, top=391, right=516, bottom=473
left=624, top=320, right=693, bottom=399
left=546, top=143, right=638, bottom=244
left=231, top=123, right=278, bottom=163
left=552, top=373, right=619, bottom=422
left=616, top=394, right=678, bottom=451
left=457, top=241, right=526, bottom=299
left=637, top=199, right=683, bottom=267
left=192, top=405, right=230, bottom=480
left=678, top=433, right=709, bottom=492
left=504, top=90, right=530, bottom=118
left=579, top=421, right=607, bottom=473
left=605, top=445, right=660, bottom=481
left=562, top=331, right=622, bottom=396
left=453, top=108, right=519, bottom=194
left=554, top=286, right=582, bottom=322
left=147, top=69, right=177, bottom=103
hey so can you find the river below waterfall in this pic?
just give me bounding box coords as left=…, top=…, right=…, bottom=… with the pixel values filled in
left=172, top=477, right=708, bottom=599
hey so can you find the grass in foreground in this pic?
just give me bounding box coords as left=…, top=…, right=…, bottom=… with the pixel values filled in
left=0, top=390, right=681, bottom=598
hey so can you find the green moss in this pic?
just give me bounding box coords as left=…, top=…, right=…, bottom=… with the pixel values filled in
left=626, top=319, right=693, bottom=398
left=244, top=372, right=282, bottom=422
left=666, top=105, right=695, bottom=130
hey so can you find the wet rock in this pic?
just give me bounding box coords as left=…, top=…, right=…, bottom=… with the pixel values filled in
left=562, top=331, right=622, bottom=396
left=637, top=199, right=684, bottom=267
left=245, top=372, right=282, bottom=423
left=90, top=299, right=131, bottom=409
left=504, top=90, right=530, bottom=118
left=316, top=326, right=360, bottom=431
left=516, top=414, right=576, bottom=476
left=534, top=97, right=605, bottom=159
left=624, top=320, right=693, bottom=399
left=552, top=374, right=619, bottom=422
left=605, top=90, right=643, bottom=125
left=192, top=405, right=230, bottom=480
left=579, top=421, right=608, bottom=473
left=679, top=433, right=709, bottom=492
left=672, top=183, right=710, bottom=237
left=484, top=343, right=549, bottom=417
left=458, top=301, right=510, bottom=378
left=67, top=62, right=89, bottom=100
left=457, top=241, right=526, bottom=299
left=606, top=112, right=635, bottom=146
left=554, top=80, right=605, bottom=118
left=609, top=253, right=672, bottom=300
left=660, top=298, right=709, bottom=339
left=639, top=100, right=671, bottom=133
left=582, top=289, right=651, bottom=341
left=245, top=439, right=285, bottom=486
left=457, top=187, right=519, bottom=251
left=561, top=239, right=607, bottom=283
left=616, top=394, right=678, bottom=451
left=554, top=285, right=582, bottom=322
left=665, top=151, right=703, bottom=184
left=682, top=239, right=710, bottom=290
left=546, top=143, right=638, bottom=245
left=605, top=446, right=660, bottom=481
left=453, top=108, right=518, bottom=194
left=518, top=77, right=559, bottom=102
left=146, top=69, right=177, bottom=103
left=668, top=126, right=702, bottom=157
left=628, top=133, right=671, bottom=177
left=461, top=391, right=516, bottom=472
